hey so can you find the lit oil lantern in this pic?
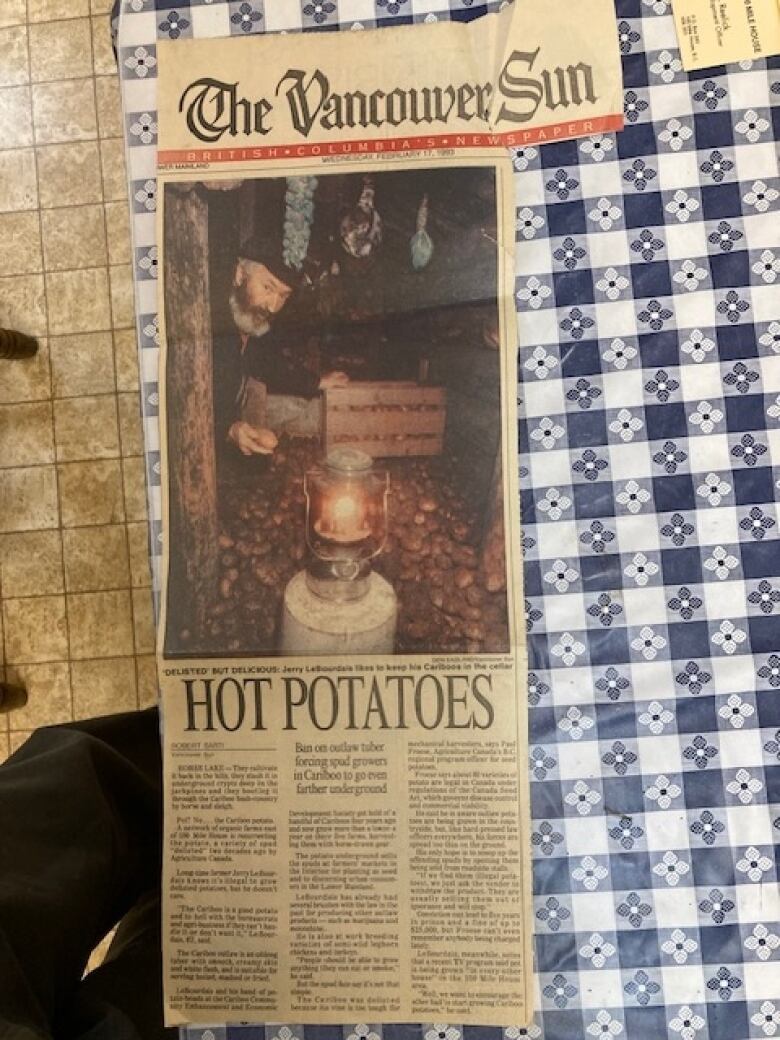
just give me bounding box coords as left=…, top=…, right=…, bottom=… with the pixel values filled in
left=304, top=448, right=389, bottom=601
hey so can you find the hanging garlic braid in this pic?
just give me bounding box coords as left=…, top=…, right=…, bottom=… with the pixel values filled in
left=282, top=176, right=318, bottom=272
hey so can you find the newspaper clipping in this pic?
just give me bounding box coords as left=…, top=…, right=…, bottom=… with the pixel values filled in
left=155, top=2, right=622, bottom=1027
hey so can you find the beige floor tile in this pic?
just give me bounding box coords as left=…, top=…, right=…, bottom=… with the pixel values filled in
left=41, top=204, right=107, bottom=271
left=132, top=586, right=155, bottom=653
left=117, top=391, right=144, bottom=457
left=0, top=465, right=59, bottom=531
left=127, top=521, right=151, bottom=587
left=95, top=75, right=121, bottom=138
left=0, top=338, right=51, bottom=404
left=67, top=589, right=134, bottom=659
left=108, top=263, right=134, bottom=327
left=63, top=524, right=129, bottom=592
left=0, top=401, right=54, bottom=468
left=0, top=148, right=37, bottom=212
left=86, top=929, right=115, bottom=972
left=0, top=26, right=28, bottom=87
left=71, top=656, right=136, bottom=716
left=91, top=15, right=116, bottom=76
left=50, top=331, right=114, bottom=398
left=29, top=18, right=92, bottom=83
left=46, top=267, right=111, bottom=335
left=89, top=0, right=113, bottom=13
left=0, top=273, right=46, bottom=335
left=0, top=731, right=9, bottom=763
left=4, top=660, right=71, bottom=728
left=0, top=211, right=42, bottom=276
left=8, top=730, right=32, bottom=754
left=0, top=0, right=26, bottom=27
left=58, top=458, right=125, bottom=526
left=32, top=79, right=96, bottom=145
left=99, top=137, right=127, bottom=202
left=113, top=328, right=139, bottom=392
left=122, top=454, right=147, bottom=521
left=28, top=0, right=88, bottom=20
left=0, top=85, right=33, bottom=149
left=53, top=394, right=119, bottom=462
left=104, top=201, right=131, bottom=265
left=0, top=530, right=63, bottom=597
left=37, top=140, right=102, bottom=208
left=4, top=594, right=68, bottom=663
left=136, top=654, right=158, bottom=708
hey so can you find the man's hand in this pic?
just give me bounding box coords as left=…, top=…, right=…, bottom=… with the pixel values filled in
left=319, top=370, right=350, bottom=390
left=228, top=421, right=278, bottom=456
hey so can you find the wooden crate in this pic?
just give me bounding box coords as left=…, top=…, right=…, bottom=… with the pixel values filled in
left=322, top=381, right=446, bottom=458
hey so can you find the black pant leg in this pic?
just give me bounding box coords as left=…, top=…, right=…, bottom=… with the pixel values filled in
left=58, top=891, right=176, bottom=1040
left=0, top=709, right=163, bottom=1039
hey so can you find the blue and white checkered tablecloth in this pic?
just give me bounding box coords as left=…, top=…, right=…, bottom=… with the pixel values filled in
left=114, top=0, right=780, bottom=1036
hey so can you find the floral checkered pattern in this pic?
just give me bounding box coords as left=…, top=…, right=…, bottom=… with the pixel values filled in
left=115, top=0, right=779, bottom=1036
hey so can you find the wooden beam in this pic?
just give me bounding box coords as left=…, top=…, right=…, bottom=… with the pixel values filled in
left=163, top=186, right=218, bottom=648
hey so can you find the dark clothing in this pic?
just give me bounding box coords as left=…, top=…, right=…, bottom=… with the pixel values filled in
left=0, top=709, right=172, bottom=1040
left=211, top=316, right=320, bottom=445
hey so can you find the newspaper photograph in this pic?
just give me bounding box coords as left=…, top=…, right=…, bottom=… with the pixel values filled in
left=154, top=0, right=622, bottom=1029
left=163, top=166, right=511, bottom=660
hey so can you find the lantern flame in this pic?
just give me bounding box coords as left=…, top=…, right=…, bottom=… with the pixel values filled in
left=314, top=488, right=370, bottom=543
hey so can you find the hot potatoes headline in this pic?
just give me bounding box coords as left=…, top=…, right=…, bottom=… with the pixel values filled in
left=176, top=671, right=498, bottom=731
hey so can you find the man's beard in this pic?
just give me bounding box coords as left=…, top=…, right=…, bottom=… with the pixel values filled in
left=229, top=286, right=272, bottom=339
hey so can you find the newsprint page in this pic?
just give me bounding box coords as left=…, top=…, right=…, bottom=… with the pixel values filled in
left=155, top=3, right=622, bottom=1028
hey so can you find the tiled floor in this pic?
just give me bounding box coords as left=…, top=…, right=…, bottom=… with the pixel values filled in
left=0, top=0, right=154, bottom=761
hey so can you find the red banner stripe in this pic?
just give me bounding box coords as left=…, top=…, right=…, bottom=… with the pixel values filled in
left=157, top=114, right=624, bottom=167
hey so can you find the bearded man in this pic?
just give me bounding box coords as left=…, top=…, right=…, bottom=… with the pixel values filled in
left=212, top=185, right=347, bottom=458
